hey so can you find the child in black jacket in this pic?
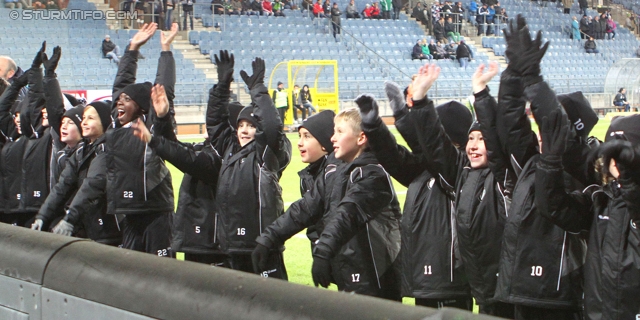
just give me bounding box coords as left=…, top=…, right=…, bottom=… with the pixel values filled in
left=253, top=104, right=402, bottom=300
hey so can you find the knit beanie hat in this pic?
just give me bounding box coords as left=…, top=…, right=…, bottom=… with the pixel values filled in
left=228, top=101, right=244, bottom=129
left=63, top=106, right=85, bottom=133
left=87, top=101, right=113, bottom=131
left=557, top=91, right=598, bottom=139
left=300, top=110, right=335, bottom=152
left=435, top=100, right=473, bottom=147
left=237, top=106, right=259, bottom=128
left=468, top=121, right=482, bottom=134
left=605, top=114, right=640, bottom=144
left=118, top=82, right=153, bottom=114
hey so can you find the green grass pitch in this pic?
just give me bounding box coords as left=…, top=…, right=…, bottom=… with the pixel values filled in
left=168, top=119, right=611, bottom=308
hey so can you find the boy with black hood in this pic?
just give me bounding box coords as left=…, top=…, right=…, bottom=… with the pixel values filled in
left=253, top=104, right=402, bottom=300
left=361, top=80, right=473, bottom=310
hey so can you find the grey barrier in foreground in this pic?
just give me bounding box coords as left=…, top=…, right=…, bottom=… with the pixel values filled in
left=0, top=223, right=499, bottom=320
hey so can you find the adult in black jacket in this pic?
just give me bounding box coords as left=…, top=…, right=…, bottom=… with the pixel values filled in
left=0, top=70, right=29, bottom=225
left=536, top=114, right=640, bottom=320
left=391, top=0, right=402, bottom=19
left=407, top=63, right=513, bottom=316
left=494, top=17, right=594, bottom=319
left=362, top=81, right=473, bottom=309
left=330, top=3, right=341, bottom=40
left=579, top=15, right=590, bottom=39
left=433, top=17, right=446, bottom=42
left=593, top=15, right=605, bottom=39
left=456, top=40, right=473, bottom=69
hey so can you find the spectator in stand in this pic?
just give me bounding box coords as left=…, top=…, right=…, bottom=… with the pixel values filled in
left=242, top=0, right=256, bottom=14
left=486, top=4, right=495, bottom=34
left=346, top=0, right=360, bottom=18
left=445, top=16, right=460, bottom=42
left=412, top=39, right=427, bottom=60
left=181, top=0, right=194, bottom=30
left=412, top=2, right=427, bottom=26
left=498, top=7, right=507, bottom=23
left=164, top=0, right=175, bottom=29
left=562, top=0, right=571, bottom=14
left=262, top=0, right=274, bottom=16
left=212, top=0, right=226, bottom=14
left=493, top=1, right=501, bottom=20
left=323, top=0, right=331, bottom=15
left=273, top=0, right=285, bottom=16
left=456, top=39, right=473, bottom=69
left=441, top=0, right=452, bottom=19
left=371, top=2, right=381, bottom=18
left=101, top=35, right=120, bottom=65
left=578, top=0, right=587, bottom=14
left=251, top=0, right=263, bottom=15
left=588, top=15, right=596, bottom=38
left=452, top=2, right=464, bottom=25
left=626, top=13, right=637, bottom=33
left=428, top=39, right=443, bottom=59
left=313, top=0, right=325, bottom=17
left=330, top=3, right=341, bottom=40
left=606, top=16, right=616, bottom=39
left=598, top=14, right=608, bottom=39
left=614, top=88, right=631, bottom=111
left=392, top=0, right=402, bottom=19
left=445, top=40, right=457, bottom=59
left=431, top=1, right=441, bottom=23
left=434, top=16, right=446, bottom=43
left=571, top=16, right=581, bottom=40
left=363, top=3, right=380, bottom=19
left=580, top=14, right=590, bottom=39
left=584, top=36, right=599, bottom=53
left=468, top=0, right=478, bottom=23
left=593, top=15, right=604, bottom=39
left=476, top=3, right=489, bottom=36
left=380, top=0, right=392, bottom=19
left=421, top=38, right=433, bottom=59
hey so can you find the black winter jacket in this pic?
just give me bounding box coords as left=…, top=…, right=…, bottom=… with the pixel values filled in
left=363, top=106, right=470, bottom=300
left=258, top=152, right=401, bottom=296
left=105, top=50, right=176, bottom=216
left=0, top=80, right=28, bottom=214
left=535, top=152, right=640, bottom=319
left=410, top=94, right=508, bottom=305
left=198, top=80, right=291, bottom=254
left=494, top=74, right=588, bottom=309
left=299, top=156, right=329, bottom=245
left=37, top=136, right=122, bottom=244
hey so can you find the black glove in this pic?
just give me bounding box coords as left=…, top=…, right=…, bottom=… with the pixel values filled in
left=240, top=57, right=265, bottom=90
left=32, top=41, right=46, bottom=69
left=600, top=140, right=640, bottom=183
left=11, top=69, right=30, bottom=88
left=52, top=219, right=73, bottom=236
left=311, top=256, right=332, bottom=288
left=503, top=15, right=527, bottom=72
left=384, top=81, right=406, bottom=116
left=251, top=243, right=271, bottom=274
left=354, top=93, right=379, bottom=126
left=540, top=108, right=569, bottom=159
left=518, top=27, right=549, bottom=85
left=42, top=46, right=61, bottom=77
left=214, top=49, right=234, bottom=85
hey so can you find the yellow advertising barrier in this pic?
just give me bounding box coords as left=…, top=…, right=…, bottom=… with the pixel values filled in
left=268, top=60, right=339, bottom=126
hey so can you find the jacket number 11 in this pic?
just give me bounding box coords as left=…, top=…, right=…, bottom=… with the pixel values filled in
left=424, top=265, right=432, bottom=275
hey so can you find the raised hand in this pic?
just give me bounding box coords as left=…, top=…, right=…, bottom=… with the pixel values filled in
left=503, top=15, right=527, bottom=71
left=130, top=23, right=158, bottom=51
left=214, top=50, right=235, bottom=85
left=384, top=81, right=405, bottom=115
left=131, top=118, right=152, bottom=143
left=32, top=41, right=46, bottom=69
left=517, top=25, right=549, bottom=80
left=354, top=94, right=379, bottom=125
left=472, top=62, right=499, bottom=94
left=151, top=84, right=169, bottom=118
left=240, top=57, right=265, bottom=90
left=42, top=46, right=61, bottom=76
left=539, top=108, right=569, bottom=158
left=161, top=22, right=179, bottom=51
left=411, top=63, right=441, bottom=101
left=12, top=69, right=30, bottom=88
